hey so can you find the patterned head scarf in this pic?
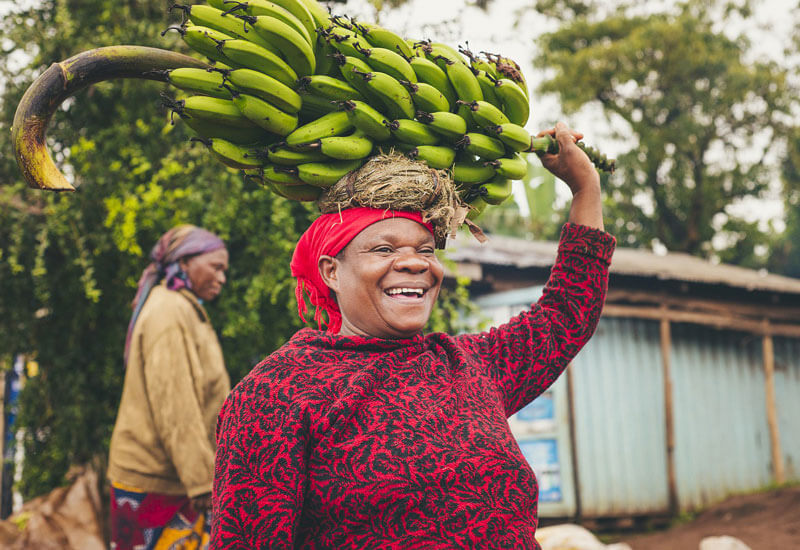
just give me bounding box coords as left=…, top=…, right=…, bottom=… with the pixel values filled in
left=124, top=224, right=226, bottom=365
left=290, top=207, right=434, bottom=334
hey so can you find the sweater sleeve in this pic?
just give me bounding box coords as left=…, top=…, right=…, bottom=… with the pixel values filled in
left=457, top=223, right=615, bottom=416
left=143, top=324, right=216, bottom=497
left=212, top=386, right=309, bottom=549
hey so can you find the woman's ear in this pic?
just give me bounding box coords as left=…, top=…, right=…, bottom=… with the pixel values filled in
left=318, top=255, right=339, bottom=292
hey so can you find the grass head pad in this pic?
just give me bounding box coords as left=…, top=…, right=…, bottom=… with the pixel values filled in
left=316, top=152, right=474, bottom=249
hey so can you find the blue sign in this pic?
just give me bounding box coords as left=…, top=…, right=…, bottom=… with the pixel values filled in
left=517, top=438, right=563, bottom=502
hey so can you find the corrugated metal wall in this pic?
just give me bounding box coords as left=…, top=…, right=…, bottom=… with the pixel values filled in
left=570, top=317, right=669, bottom=516
left=669, top=323, right=772, bottom=510
left=773, top=337, right=800, bottom=481
left=473, top=286, right=800, bottom=518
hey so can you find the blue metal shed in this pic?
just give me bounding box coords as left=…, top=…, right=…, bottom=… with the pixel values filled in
left=450, top=233, right=800, bottom=519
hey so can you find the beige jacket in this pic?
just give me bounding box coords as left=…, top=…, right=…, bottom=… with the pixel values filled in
left=108, top=283, right=230, bottom=497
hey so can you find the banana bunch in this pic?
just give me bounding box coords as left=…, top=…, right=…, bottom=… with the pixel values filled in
left=161, top=0, right=615, bottom=214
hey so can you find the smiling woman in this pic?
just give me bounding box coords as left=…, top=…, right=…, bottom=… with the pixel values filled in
left=212, top=125, right=616, bottom=549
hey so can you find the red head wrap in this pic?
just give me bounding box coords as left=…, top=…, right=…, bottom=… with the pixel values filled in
left=290, top=207, right=434, bottom=333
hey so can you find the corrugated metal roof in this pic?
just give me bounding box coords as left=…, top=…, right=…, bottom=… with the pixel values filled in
left=445, top=233, right=800, bottom=295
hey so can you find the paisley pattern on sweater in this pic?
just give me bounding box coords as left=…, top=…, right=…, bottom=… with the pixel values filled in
left=213, top=223, right=615, bottom=549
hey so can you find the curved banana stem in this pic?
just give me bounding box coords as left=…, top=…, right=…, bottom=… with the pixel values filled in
left=11, top=45, right=209, bottom=191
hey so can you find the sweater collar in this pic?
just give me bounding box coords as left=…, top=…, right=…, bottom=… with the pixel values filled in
left=290, top=327, right=425, bottom=352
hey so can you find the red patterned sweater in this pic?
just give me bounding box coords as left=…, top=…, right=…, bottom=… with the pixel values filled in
left=212, top=223, right=615, bottom=549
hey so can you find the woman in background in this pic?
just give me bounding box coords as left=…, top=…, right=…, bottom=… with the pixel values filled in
left=108, top=224, right=230, bottom=550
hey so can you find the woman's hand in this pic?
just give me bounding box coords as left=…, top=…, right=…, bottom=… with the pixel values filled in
left=536, top=122, right=604, bottom=231
left=190, top=492, right=213, bottom=512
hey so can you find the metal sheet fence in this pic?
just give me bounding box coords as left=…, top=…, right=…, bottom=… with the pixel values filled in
left=570, top=317, right=669, bottom=516
left=666, top=324, right=772, bottom=510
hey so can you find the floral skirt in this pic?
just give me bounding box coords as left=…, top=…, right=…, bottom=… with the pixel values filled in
left=109, top=482, right=210, bottom=550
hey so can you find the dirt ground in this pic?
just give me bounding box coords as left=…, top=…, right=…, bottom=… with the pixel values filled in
left=611, top=485, right=800, bottom=550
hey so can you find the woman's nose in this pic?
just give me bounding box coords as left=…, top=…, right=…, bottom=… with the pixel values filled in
left=394, top=250, right=429, bottom=272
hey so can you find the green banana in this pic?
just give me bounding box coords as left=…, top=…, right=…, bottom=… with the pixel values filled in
left=285, top=110, right=353, bottom=148
left=402, top=81, right=449, bottom=113
left=192, top=136, right=265, bottom=169
left=166, top=67, right=229, bottom=99
left=493, top=78, right=529, bottom=126
left=452, top=158, right=496, bottom=184
left=181, top=116, right=271, bottom=145
left=324, top=26, right=371, bottom=60
left=262, top=179, right=323, bottom=201
left=234, top=0, right=313, bottom=47
left=310, top=130, right=374, bottom=160
left=164, top=25, right=234, bottom=65
left=333, top=54, right=384, bottom=105
left=480, top=174, right=513, bottom=205
left=355, top=70, right=415, bottom=120
left=388, top=119, right=440, bottom=146
left=215, top=38, right=297, bottom=87
left=446, top=60, right=483, bottom=103
left=297, top=75, right=364, bottom=102
left=456, top=132, right=506, bottom=160
left=230, top=90, right=299, bottom=136
left=489, top=122, right=535, bottom=152
left=226, top=68, right=302, bottom=113
left=487, top=153, right=527, bottom=179
left=339, top=100, right=392, bottom=141
left=363, top=47, right=417, bottom=83
left=267, top=0, right=318, bottom=40
left=355, top=22, right=413, bottom=58
left=483, top=51, right=529, bottom=101
left=415, top=110, right=467, bottom=141
left=475, top=70, right=500, bottom=107
left=408, top=56, right=457, bottom=107
left=406, top=144, right=456, bottom=169
left=296, top=0, right=331, bottom=30
left=417, top=40, right=465, bottom=70
left=466, top=195, right=488, bottom=220
left=240, top=14, right=316, bottom=76
left=297, top=159, right=365, bottom=187
left=463, top=99, right=510, bottom=127
left=298, top=93, right=338, bottom=120
left=180, top=95, right=251, bottom=126
left=458, top=45, right=498, bottom=79
left=172, top=4, right=274, bottom=51
left=267, top=144, right=329, bottom=165
left=263, top=164, right=306, bottom=184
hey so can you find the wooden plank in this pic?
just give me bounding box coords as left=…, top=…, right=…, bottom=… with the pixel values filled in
left=606, top=289, right=800, bottom=323
left=659, top=315, right=679, bottom=515
left=601, top=305, right=800, bottom=338
left=565, top=364, right=582, bottom=521
left=762, top=322, right=785, bottom=484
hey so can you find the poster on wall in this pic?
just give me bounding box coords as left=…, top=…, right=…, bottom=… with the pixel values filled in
left=516, top=390, right=556, bottom=433
left=517, top=438, right=563, bottom=502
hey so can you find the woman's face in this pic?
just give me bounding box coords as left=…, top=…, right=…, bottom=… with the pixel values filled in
left=319, top=218, right=444, bottom=339
left=180, top=248, right=229, bottom=301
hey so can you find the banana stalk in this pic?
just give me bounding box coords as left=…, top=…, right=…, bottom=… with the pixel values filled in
left=11, top=45, right=208, bottom=191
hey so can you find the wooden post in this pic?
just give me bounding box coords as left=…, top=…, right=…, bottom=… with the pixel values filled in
left=660, top=314, right=679, bottom=515
left=565, top=363, right=582, bottom=521
left=762, top=320, right=785, bottom=484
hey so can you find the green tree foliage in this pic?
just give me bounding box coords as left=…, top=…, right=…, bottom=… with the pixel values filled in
left=535, top=2, right=792, bottom=258
left=0, top=0, right=473, bottom=498
left=768, top=127, right=800, bottom=278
